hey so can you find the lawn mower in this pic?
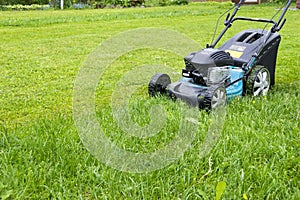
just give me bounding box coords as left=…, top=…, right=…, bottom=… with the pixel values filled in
left=148, top=0, right=292, bottom=109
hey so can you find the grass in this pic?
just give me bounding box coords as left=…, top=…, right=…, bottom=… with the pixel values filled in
left=0, top=2, right=299, bottom=199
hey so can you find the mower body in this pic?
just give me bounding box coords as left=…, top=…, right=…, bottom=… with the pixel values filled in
left=148, top=0, right=291, bottom=109
left=166, top=29, right=281, bottom=108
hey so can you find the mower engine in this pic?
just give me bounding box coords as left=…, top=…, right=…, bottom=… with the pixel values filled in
left=182, top=48, right=234, bottom=86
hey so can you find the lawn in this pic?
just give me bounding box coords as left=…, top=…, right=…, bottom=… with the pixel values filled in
left=0, top=2, right=299, bottom=199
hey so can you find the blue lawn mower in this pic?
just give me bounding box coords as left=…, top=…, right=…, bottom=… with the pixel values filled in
left=148, top=0, right=292, bottom=109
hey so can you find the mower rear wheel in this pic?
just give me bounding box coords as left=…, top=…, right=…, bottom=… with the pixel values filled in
left=148, top=73, right=171, bottom=97
left=246, top=66, right=270, bottom=96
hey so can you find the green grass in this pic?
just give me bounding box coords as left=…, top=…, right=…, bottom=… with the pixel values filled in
left=0, top=2, right=299, bottom=199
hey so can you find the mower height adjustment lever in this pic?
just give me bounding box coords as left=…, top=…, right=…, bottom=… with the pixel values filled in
left=224, top=13, right=231, bottom=26
left=273, top=18, right=287, bottom=32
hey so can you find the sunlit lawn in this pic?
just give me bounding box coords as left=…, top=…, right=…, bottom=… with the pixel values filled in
left=0, top=2, right=299, bottom=199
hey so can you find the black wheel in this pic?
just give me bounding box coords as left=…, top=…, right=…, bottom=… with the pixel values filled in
left=246, top=66, right=270, bottom=96
left=203, top=85, right=227, bottom=110
left=148, top=73, right=171, bottom=97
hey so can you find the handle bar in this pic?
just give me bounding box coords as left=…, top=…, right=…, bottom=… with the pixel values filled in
left=231, top=0, right=292, bottom=33
left=232, top=17, right=277, bottom=25
left=210, top=0, right=292, bottom=48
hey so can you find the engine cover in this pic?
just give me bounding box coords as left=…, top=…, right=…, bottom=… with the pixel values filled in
left=184, top=48, right=234, bottom=77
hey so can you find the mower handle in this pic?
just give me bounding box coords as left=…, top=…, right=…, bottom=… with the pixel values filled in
left=276, top=0, right=292, bottom=28
left=210, top=0, right=292, bottom=48
left=232, top=0, right=292, bottom=33
left=244, top=0, right=291, bottom=71
left=232, top=17, right=277, bottom=25
left=237, top=0, right=246, bottom=5
left=224, top=0, right=245, bottom=26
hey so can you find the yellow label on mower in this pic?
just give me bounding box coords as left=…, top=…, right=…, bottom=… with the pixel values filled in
left=225, top=50, right=243, bottom=58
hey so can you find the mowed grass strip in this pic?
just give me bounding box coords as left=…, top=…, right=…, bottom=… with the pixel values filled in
left=0, top=3, right=299, bottom=199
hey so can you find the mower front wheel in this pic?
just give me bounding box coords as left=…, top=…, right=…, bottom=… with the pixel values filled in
left=203, top=85, right=227, bottom=110
left=148, top=73, right=171, bottom=97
